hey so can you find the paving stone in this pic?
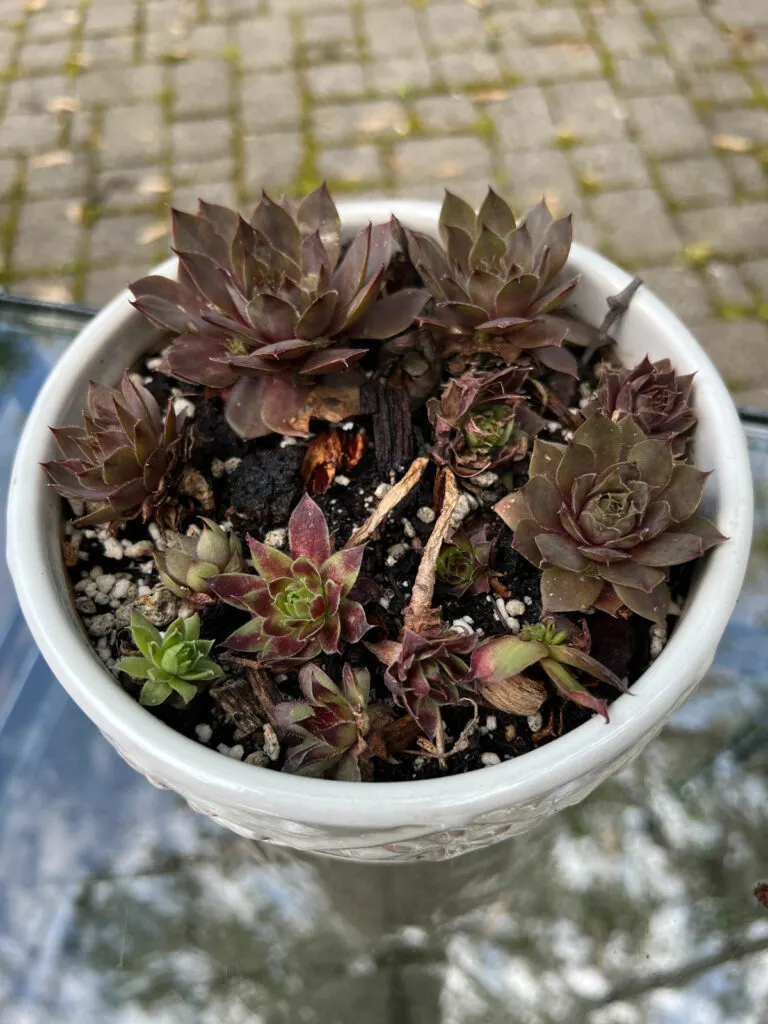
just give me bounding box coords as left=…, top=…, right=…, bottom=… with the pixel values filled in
left=614, top=56, right=677, bottom=95
left=512, top=7, right=586, bottom=44
left=301, top=11, right=357, bottom=63
left=589, top=189, right=682, bottom=263
left=657, top=15, right=730, bottom=68
left=643, top=0, right=700, bottom=12
left=0, top=30, right=16, bottom=66
left=437, top=51, right=502, bottom=87
left=394, top=136, right=492, bottom=185
left=26, top=153, right=89, bottom=200
left=83, top=264, right=152, bottom=308
left=172, top=118, right=231, bottom=161
left=313, top=100, right=409, bottom=145
left=232, top=17, right=293, bottom=72
left=96, top=167, right=169, bottom=211
left=593, top=13, right=655, bottom=58
left=546, top=81, right=625, bottom=142
left=79, top=35, right=134, bottom=67
left=367, top=58, right=433, bottom=94
left=741, top=258, right=768, bottom=300
left=100, top=104, right=164, bottom=167
left=10, top=278, right=74, bottom=303
left=626, top=94, right=709, bottom=157
left=710, top=0, right=768, bottom=29
left=84, top=2, right=138, bottom=35
left=146, top=23, right=229, bottom=61
left=708, top=108, right=768, bottom=145
left=173, top=60, right=231, bottom=117
left=506, top=148, right=583, bottom=218
left=174, top=158, right=234, bottom=185
left=364, top=7, right=423, bottom=59
left=570, top=142, right=652, bottom=190
left=277, top=0, right=350, bottom=9
left=75, top=64, right=163, bottom=107
left=12, top=197, right=80, bottom=272
left=636, top=266, right=712, bottom=324
left=679, top=203, right=768, bottom=258
left=657, top=156, right=733, bottom=205
left=0, top=159, right=17, bottom=198
left=172, top=180, right=237, bottom=211
left=423, top=2, right=486, bottom=51
left=491, top=87, right=556, bottom=152
left=393, top=177, right=492, bottom=210
left=413, top=95, right=477, bottom=133
left=726, top=154, right=767, bottom=196
left=26, top=10, right=74, bottom=41
left=5, top=74, right=69, bottom=117
left=18, top=38, right=72, bottom=72
left=241, top=70, right=301, bottom=131
left=89, top=213, right=164, bottom=263
left=694, top=320, right=768, bottom=393
left=507, top=43, right=600, bottom=82
left=243, top=131, right=302, bottom=192
left=685, top=70, right=754, bottom=105
left=0, top=113, right=61, bottom=155
left=703, top=262, right=755, bottom=308
left=318, top=145, right=381, bottom=185
left=306, top=62, right=366, bottom=100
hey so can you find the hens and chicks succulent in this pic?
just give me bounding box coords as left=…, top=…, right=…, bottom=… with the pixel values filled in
left=46, top=184, right=725, bottom=781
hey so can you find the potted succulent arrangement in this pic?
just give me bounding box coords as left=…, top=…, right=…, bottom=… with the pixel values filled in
left=8, top=186, right=751, bottom=862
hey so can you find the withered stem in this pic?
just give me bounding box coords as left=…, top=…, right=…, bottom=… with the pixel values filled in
left=344, top=456, right=429, bottom=549
left=404, top=468, right=460, bottom=634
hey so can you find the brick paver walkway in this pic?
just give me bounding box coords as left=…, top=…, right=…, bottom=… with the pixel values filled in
left=1, top=0, right=767, bottom=406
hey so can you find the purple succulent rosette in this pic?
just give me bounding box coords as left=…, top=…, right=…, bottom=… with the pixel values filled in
left=495, top=412, right=725, bottom=622
left=592, top=355, right=697, bottom=458
left=367, top=627, right=477, bottom=740
left=211, top=494, right=369, bottom=667
left=268, top=662, right=372, bottom=781
left=428, top=365, right=546, bottom=480
left=402, top=188, right=580, bottom=375
left=43, top=372, right=184, bottom=527
left=129, top=184, right=428, bottom=439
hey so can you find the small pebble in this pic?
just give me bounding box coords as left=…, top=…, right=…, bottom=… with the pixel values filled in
left=450, top=492, right=478, bottom=527
left=210, top=458, right=225, bottom=479
left=650, top=622, right=667, bottom=659
left=263, top=723, right=281, bottom=762
left=93, top=592, right=110, bottom=606
left=416, top=506, right=435, bottom=524
left=473, top=471, right=498, bottom=489
left=228, top=744, right=245, bottom=761
left=485, top=715, right=497, bottom=732
left=279, top=436, right=299, bottom=448
left=145, top=355, right=163, bottom=371
left=74, top=578, right=91, bottom=593
left=148, top=523, right=164, bottom=548
left=135, top=587, right=179, bottom=626
left=75, top=597, right=97, bottom=614
left=378, top=590, right=394, bottom=610
left=523, top=596, right=533, bottom=606
left=112, top=578, right=135, bottom=601
left=89, top=565, right=104, bottom=579
left=374, top=482, right=392, bottom=500
left=527, top=712, right=543, bottom=733
left=96, top=574, right=116, bottom=594
left=264, top=527, right=287, bottom=549
left=504, top=724, right=517, bottom=742
left=224, top=457, right=242, bottom=473
left=480, top=752, right=501, bottom=767
left=86, top=613, right=116, bottom=637
left=98, top=648, right=112, bottom=663
left=506, top=599, right=526, bottom=618
left=335, top=474, right=351, bottom=487
left=101, top=537, right=124, bottom=561
left=340, top=421, right=355, bottom=432
left=217, top=743, right=230, bottom=756
left=386, top=543, right=408, bottom=567
left=173, top=397, right=196, bottom=419
left=124, top=540, right=154, bottom=559
left=401, top=517, right=415, bottom=539
left=195, top=723, right=213, bottom=744
left=137, top=584, right=152, bottom=597
left=245, top=750, right=270, bottom=768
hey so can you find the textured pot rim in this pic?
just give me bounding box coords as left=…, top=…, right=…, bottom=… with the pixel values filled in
left=7, top=199, right=753, bottom=831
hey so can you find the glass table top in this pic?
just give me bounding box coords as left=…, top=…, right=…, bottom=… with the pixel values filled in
left=1, top=298, right=767, bottom=1024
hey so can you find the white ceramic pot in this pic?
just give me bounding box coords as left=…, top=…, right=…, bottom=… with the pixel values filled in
left=7, top=201, right=753, bottom=863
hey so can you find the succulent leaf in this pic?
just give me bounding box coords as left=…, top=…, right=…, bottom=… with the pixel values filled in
left=155, top=520, right=245, bottom=604
left=436, top=521, right=497, bottom=596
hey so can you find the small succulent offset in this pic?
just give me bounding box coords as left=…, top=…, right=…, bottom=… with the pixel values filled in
left=130, top=184, right=428, bottom=439
left=428, top=365, right=545, bottom=481
left=43, top=373, right=184, bottom=527
left=367, top=628, right=477, bottom=741
left=495, top=413, right=725, bottom=622
left=591, top=355, right=697, bottom=458
left=436, top=521, right=496, bottom=597
left=403, top=189, right=579, bottom=375
left=472, top=617, right=626, bottom=721
left=116, top=610, right=224, bottom=706
left=211, top=494, right=369, bottom=667
left=155, top=519, right=244, bottom=605
left=268, top=662, right=374, bottom=780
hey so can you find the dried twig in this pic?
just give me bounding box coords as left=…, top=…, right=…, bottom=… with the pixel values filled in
left=246, top=664, right=282, bottom=711
left=580, top=275, right=643, bottom=367
left=403, top=468, right=460, bottom=634
left=344, top=456, right=429, bottom=548
left=411, top=699, right=479, bottom=767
